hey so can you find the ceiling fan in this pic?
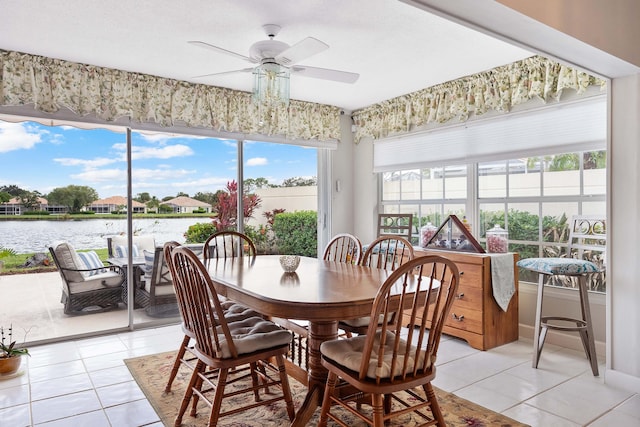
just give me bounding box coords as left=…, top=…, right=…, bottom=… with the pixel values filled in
left=188, top=24, right=359, bottom=84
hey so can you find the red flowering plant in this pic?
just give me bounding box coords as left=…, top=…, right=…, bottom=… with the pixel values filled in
left=211, top=180, right=262, bottom=232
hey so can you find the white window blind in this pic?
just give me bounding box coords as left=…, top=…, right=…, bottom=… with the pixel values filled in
left=373, top=96, right=606, bottom=172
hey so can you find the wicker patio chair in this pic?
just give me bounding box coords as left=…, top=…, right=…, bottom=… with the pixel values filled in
left=49, top=242, right=124, bottom=315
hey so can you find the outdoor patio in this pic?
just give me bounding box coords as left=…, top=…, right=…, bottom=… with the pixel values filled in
left=0, top=271, right=177, bottom=344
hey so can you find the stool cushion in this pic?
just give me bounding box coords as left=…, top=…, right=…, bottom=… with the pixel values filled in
left=517, top=257, right=599, bottom=275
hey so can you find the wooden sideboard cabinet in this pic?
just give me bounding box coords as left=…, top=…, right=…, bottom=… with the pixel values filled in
left=403, top=248, right=519, bottom=350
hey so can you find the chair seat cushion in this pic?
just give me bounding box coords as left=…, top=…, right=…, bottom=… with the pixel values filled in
left=321, top=330, right=428, bottom=379
left=221, top=302, right=262, bottom=323
left=517, top=257, right=599, bottom=275
left=340, top=314, right=386, bottom=328
left=214, top=316, right=291, bottom=359
left=67, top=271, right=123, bottom=293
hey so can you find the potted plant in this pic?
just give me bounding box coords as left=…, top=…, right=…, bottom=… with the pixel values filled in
left=0, top=324, right=30, bottom=376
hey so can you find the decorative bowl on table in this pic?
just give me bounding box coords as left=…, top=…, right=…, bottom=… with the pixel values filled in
left=279, top=255, right=300, bottom=273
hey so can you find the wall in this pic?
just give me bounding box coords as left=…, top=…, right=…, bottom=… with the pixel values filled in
left=609, top=74, right=640, bottom=386
left=329, top=114, right=357, bottom=236
left=248, top=186, right=317, bottom=228
left=353, top=136, right=377, bottom=245
left=497, top=0, right=640, bottom=68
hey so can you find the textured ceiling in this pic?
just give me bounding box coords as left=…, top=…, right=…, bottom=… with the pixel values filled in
left=0, top=0, right=533, bottom=112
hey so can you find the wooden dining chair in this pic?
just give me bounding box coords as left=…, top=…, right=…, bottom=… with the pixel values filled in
left=323, top=233, right=363, bottom=265
left=163, top=241, right=261, bottom=393
left=201, top=229, right=261, bottom=316
left=339, top=235, right=414, bottom=337
left=319, top=255, right=460, bottom=427
left=170, top=246, right=296, bottom=426
left=203, top=230, right=256, bottom=260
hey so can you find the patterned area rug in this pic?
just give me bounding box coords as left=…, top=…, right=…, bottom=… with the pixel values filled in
left=125, top=351, right=529, bottom=427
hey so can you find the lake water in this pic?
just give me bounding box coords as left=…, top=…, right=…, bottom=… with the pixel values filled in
left=0, top=218, right=208, bottom=253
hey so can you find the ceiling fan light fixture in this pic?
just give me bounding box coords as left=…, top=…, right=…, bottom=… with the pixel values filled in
left=252, top=61, right=290, bottom=108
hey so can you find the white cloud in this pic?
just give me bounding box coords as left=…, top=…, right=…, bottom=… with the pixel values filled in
left=0, top=122, right=44, bottom=153
left=137, top=132, right=207, bottom=143
left=53, top=157, right=118, bottom=168
left=70, top=167, right=196, bottom=183
left=71, top=168, right=125, bottom=182
left=246, top=157, right=268, bottom=166
left=112, top=142, right=194, bottom=159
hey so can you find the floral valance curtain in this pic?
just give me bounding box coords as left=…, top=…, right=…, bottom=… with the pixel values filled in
left=0, top=50, right=342, bottom=142
left=352, top=55, right=605, bottom=143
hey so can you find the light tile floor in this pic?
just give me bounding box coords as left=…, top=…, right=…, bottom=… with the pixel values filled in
left=1, top=324, right=638, bottom=427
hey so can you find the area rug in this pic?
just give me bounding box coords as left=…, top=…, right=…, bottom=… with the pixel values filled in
left=125, top=351, right=529, bottom=427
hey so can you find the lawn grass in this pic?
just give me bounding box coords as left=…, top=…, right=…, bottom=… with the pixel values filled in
left=0, top=248, right=110, bottom=275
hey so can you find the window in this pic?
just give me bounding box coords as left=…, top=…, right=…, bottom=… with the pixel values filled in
left=381, top=149, right=607, bottom=292
left=381, top=166, right=468, bottom=246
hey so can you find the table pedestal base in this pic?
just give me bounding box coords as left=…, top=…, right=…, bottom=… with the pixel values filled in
left=290, top=320, right=338, bottom=426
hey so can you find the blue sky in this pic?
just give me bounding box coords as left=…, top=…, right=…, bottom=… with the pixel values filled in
left=0, top=120, right=317, bottom=200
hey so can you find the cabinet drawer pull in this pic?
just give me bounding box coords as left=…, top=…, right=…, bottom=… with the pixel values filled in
left=455, top=292, right=465, bottom=299
left=451, top=313, right=465, bottom=322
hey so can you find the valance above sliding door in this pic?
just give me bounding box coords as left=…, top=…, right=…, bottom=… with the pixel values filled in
left=0, top=49, right=341, bottom=146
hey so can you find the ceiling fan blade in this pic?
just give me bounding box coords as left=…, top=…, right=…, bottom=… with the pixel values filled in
left=291, top=65, right=359, bottom=84
left=275, top=37, right=329, bottom=66
left=191, top=67, right=254, bottom=79
left=188, top=41, right=256, bottom=63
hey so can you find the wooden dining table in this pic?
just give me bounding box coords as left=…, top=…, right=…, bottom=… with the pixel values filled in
left=206, top=254, right=400, bottom=427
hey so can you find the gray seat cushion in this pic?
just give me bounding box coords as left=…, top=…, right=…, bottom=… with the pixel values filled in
left=214, top=316, right=291, bottom=359
left=321, top=330, right=428, bottom=379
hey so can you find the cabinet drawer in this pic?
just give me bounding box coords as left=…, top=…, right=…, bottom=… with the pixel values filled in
left=451, top=285, right=482, bottom=310
left=458, top=266, right=483, bottom=289
left=445, top=307, right=482, bottom=334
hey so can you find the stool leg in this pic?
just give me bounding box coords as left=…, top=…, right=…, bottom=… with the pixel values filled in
left=577, top=275, right=599, bottom=376
left=532, top=274, right=547, bottom=368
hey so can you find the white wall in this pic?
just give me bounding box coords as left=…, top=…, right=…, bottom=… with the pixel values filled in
left=248, top=186, right=317, bottom=228
left=609, top=74, right=640, bottom=386
left=329, top=114, right=357, bottom=236
left=353, top=136, right=377, bottom=245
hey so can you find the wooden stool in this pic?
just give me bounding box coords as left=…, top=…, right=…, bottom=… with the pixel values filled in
left=518, top=257, right=600, bottom=376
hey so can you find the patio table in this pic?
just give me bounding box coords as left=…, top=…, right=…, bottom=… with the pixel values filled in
left=206, top=254, right=422, bottom=427
left=107, top=256, right=146, bottom=307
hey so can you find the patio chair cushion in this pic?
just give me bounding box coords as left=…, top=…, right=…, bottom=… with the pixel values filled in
left=67, top=271, right=125, bottom=293
left=320, top=330, right=428, bottom=379
left=142, top=249, right=155, bottom=275
left=114, top=244, right=140, bottom=258
left=77, top=251, right=106, bottom=277
left=110, top=235, right=155, bottom=255
left=214, top=316, right=292, bottom=358
left=53, top=242, right=86, bottom=282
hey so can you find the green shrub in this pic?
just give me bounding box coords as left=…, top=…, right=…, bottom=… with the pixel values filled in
left=22, top=210, right=49, bottom=216
left=272, top=211, right=317, bottom=257
left=184, top=222, right=217, bottom=243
